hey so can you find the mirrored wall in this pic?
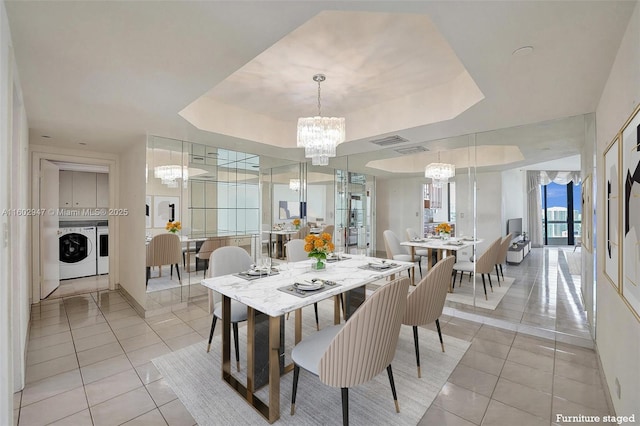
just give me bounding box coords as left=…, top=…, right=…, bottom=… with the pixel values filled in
left=144, top=114, right=592, bottom=341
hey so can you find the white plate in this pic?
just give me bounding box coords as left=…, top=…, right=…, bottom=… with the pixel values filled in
left=368, top=262, right=391, bottom=269
left=246, top=269, right=268, bottom=276
left=294, top=281, right=324, bottom=291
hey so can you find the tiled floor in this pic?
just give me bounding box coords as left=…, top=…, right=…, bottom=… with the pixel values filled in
left=17, top=247, right=610, bottom=425
left=47, top=275, right=110, bottom=299
left=444, top=247, right=592, bottom=340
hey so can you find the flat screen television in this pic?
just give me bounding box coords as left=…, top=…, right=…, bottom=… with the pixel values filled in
left=506, top=218, right=523, bottom=239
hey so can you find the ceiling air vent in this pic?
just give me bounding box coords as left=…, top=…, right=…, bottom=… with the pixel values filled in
left=394, top=146, right=428, bottom=155
left=369, top=135, right=409, bottom=147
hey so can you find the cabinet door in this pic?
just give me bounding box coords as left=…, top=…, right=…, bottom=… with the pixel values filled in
left=72, top=171, right=97, bottom=207
left=96, top=173, right=109, bottom=208
left=59, top=170, right=73, bottom=208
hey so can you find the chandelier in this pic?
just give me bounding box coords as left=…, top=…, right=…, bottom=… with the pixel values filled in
left=297, top=74, right=345, bottom=166
left=154, top=165, right=188, bottom=188
left=424, top=162, right=455, bottom=188
left=289, top=179, right=300, bottom=191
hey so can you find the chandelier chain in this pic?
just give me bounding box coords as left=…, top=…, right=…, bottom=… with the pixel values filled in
left=317, top=79, right=322, bottom=116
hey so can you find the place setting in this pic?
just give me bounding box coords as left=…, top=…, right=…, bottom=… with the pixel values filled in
left=278, top=277, right=340, bottom=298
left=234, top=258, right=280, bottom=280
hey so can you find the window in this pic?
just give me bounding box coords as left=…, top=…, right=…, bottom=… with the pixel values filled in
left=541, top=181, right=580, bottom=245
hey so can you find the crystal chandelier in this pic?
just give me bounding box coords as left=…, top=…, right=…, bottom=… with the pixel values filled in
left=289, top=179, right=300, bottom=191
left=297, top=74, right=345, bottom=166
left=154, top=165, right=188, bottom=188
left=424, top=162, right=455, bottom=188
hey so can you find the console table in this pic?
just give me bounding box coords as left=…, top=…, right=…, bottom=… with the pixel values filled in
left=507, top=239, right=531, bottom=264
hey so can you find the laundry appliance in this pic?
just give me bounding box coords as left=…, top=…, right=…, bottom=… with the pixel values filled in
left=59, top=226, right=97, bottom=280
left=97, top=223, right=109, bottom=274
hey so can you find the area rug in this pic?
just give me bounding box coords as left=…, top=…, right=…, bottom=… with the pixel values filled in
left=446, top=275, right=515, bottom=310
left=152, top=299, right=470, bottom=426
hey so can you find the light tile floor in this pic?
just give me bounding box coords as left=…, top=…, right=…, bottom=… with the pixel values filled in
left=17, top=248, right=611, bottom=425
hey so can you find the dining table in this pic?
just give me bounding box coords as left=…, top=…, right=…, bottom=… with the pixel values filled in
left=401, top=237, right=483, bottom=291
left=263, top=229, right=299, bottom=259
left=200, top=255, right=414, bottom=423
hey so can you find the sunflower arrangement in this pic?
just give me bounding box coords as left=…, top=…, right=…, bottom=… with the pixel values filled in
left=292, top=218, right=301, bottom=229
left=304, top=232, right=335, bottom=269
left=166, top=221, right=181, bottom=234
left=435, top=223, right=452, bottom=234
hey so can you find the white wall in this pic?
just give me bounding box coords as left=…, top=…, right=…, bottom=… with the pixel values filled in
left=118, top=140, right=147, bottom=308
left=1, top=1, right=30, bottom=422
left=375, top=176, right=423, bottom=254
left=501, top=168, right=526, bottom=236
left=0, top=3, right=14, bottom=422
left=594, top=1, right=640, bottom=417
left=456, top=171, right=503, bottom=257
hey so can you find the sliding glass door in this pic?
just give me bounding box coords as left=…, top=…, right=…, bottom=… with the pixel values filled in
left=541, top=181, right=581, bottom=245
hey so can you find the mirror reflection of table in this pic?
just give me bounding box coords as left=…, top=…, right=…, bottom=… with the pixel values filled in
left=263, top=230, right=299, bottom=259
left=401, top=238, right=483, bottom=291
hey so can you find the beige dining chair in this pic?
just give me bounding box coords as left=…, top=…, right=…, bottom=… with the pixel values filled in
left=322, top=224, right=335, bottom=238
left=290, top=277, right=410, bottom=425
left=494, top=233, right=513, bottom=282
left=296, top=225, right=310, bottom=239
left=145, top=233, right=182, bottom=287
left=452, top=237, right=502, bottom=300
left=402, top=256, right=455, bottom=378
left=383, top=230, right=415, bottom=279
left=205, top=246, right=253, bottom=372
left=284, top=239, right=320, bottom=330
left=195, top=238, right=217, bottom=273
left=406, top=227, right=428, bottom=277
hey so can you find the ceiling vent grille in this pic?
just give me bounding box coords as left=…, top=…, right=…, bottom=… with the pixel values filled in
left=394, top=146, right=428, bottom=155
left=369, top=135, right=409, bottom=147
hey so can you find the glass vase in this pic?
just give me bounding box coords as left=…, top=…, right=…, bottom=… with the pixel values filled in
left=311, top=258, right=326, bottom=270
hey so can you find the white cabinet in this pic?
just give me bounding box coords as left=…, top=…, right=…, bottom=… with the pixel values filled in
left=96, top=173, right=109, bottom=208
left=59, top=171, right=97, bottom=208
left=59, top=170, right=74, bottom=207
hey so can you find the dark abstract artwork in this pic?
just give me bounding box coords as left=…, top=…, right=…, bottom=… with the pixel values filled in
left=622, top=111, right=640, bottom=316
left=604, top=137, right=619, bottom=287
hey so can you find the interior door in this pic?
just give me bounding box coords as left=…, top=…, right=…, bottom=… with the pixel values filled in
left=40, top=160, right=60, bottom=299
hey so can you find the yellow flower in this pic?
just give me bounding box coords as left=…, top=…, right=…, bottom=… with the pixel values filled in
left=321, top=232, right=331, bottom=241
left=436, top=223, right=452, bottom=233
left=292, top=218, right=301, bottom=226
left=304, top=243, right=314, bottom=252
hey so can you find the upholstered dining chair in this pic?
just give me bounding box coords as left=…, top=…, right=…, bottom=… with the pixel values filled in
left=205, top=246, right=253, bottom=372
left=402, top=256, right=455, bottom=378
left=452, top=237, right=502, bottom=300
left=296, top=225, right=310, bottom=239
left=194, top=238, right=217, bottom=272
left=494, top=233, right=513, bottom=282
left=145, top=233, right=182, bottom=287
left=285, top=239, right=320, bottom=330
left=322, top=224, right=335, bottom=238
left=290, top=277, right=410, bottom=426
left=383, top=230, right=415, bottom=279
left=406, top=227, right=428, bottom=277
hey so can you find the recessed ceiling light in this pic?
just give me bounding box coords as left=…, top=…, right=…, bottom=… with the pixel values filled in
left=512, top=46, right=534, bottom=56
left=41, top=135, right=52, bottom=139
left=79, top=142, right=87, bottom=146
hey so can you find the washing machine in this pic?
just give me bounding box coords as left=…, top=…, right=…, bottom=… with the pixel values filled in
left=59, top=226, right=97, bottom=280
left=97, top=224, right=109, bottom=274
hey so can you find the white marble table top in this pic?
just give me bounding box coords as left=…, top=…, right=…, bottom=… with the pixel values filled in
left=200, top=256, right=413, bottom=317
left=401, top=237, right=483, bottom=251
